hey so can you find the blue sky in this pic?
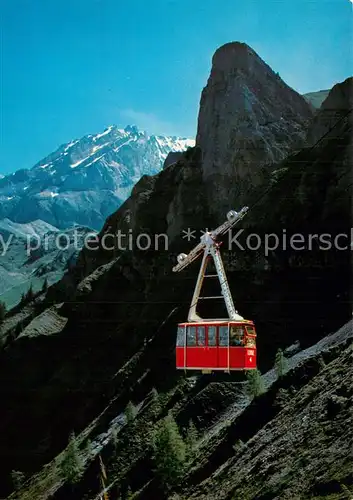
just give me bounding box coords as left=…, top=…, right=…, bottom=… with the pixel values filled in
left=0, top=0, right=352, bottom=175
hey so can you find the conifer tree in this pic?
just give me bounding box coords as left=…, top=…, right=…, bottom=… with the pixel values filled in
left=126, top=485, right=134, bottom=499
left=26, top=284, right=34, bottom=302
left=85, top=438, right=92, bottom=456
left=247, top=369, right=265, bottom=398
left=150, top=387, right=162, bottom=418
left=15, top=321, right=24, bottom=337
left=42, top=277, right=49, bottom=293
left=125, top=401, right=137, bottom=425
left=275, top=348, right=288, bottom=379
left=0, top=301, right=6, bottom=323
left=185, top=420, right=198, bottom=448
left=60, top=432, right=84, bottom=484
left=185, top=419, right=199, bottom=461
left=111, top=425, right=119, bottom=451
left=153, top=412, right=186, bottom=488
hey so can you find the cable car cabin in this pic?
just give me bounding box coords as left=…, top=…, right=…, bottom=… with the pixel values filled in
left=176, top=320, right=257, bottom=372
left=173, top=206, right=258, bottom=373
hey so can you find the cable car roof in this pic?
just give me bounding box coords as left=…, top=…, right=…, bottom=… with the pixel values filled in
left=178, top=319, right=255, bottom=326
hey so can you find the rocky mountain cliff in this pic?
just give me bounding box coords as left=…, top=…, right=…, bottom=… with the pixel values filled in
left=0, top=44, right=351, bottom=500
left=307, top=77, right=353, bottom=145
left=0, top=126, right=194, bottom=230
left=196, top=42, right=313, bottom=216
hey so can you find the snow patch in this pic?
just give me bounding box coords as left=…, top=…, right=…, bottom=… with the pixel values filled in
left=154, top=136, right=195, bottom=151
left=38, top=191, right=59, bottom=198
left=92, top=125, right=114, bottom=142
left=70, top=156, right=90, bottom=168
left=91, top=142, right=109, bottom=154
left=113, top=137, right=134, bottom=152
left=64, top=140, right=79, bottom=152
left=83, top=154, right=106, bottom=169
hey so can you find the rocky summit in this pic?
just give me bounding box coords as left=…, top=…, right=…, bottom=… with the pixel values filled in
left=0, top=126, right=194, bottom=230
left=0, top=43, right=351, bottom=500
left=196, top=42, right=313, bottom=216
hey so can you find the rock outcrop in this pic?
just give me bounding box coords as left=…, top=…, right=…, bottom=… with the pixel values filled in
left=307, top=77, right=353, bottom=145
left=162, top=151, right=184, bottom=169
left=196, top=42, right=313, bottom=215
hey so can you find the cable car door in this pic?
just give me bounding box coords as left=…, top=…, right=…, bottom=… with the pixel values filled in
left=218, top=324, right=229, bottom=369
left=205, top=325, right=217, bottom=368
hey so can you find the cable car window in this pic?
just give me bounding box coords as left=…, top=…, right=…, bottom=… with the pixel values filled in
left=230, top=326, right=244, bottom=346
left=176, top=326, right=185, bottom=347
left=219, top=326, right=228, bottom=346
left=246, top=337, right=256, bottom=347
left=197, top=326, right=205, bottom=346
left=246, top=326, right=256, bottom=336
left=208, top=326, right=216, bottom=346
left=187, top=326, right=197, bottom=346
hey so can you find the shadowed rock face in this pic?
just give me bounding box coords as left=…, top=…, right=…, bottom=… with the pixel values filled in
left=196, top=42, right=314, bottom=215
left=163, top=152, right=184, bottom=170
left=307, top=77, right=353, bottom=145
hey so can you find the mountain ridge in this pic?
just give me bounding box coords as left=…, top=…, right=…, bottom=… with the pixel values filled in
left=303, top=89, right=330, bottom=109
left=0, top=125, right=195, bottom=230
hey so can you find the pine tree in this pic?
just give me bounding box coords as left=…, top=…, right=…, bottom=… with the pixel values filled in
left=14, top=321, right=24, bottom=337
left=26, top=284, right=34, bottom=302
left=247, top=369, right=265, bottom=398
left=111, top=425, right=119, bottom=451
left=11, top=470, right=25, bottom=490
left=150, top=387, right=162, bottom=418
left=126, top=485, right=134, bottom=499
left=185, top=419, right=198, bottom=461
left=125, top=401, right=136, bottom=425
left=85, top=439, right=92, bottom=456
left=0, top=301, right=6, bottom=323
left=275, top=348, right=287, bottom=379
left=185, top=420, right=198, bottom=449
left=60, top=432, right=84, bottom=484
left=42, top=277, right=49, bottom=293
left=153, top=412, right=186, bottom=488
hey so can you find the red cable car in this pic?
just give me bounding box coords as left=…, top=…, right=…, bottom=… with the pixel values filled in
left=172, top=207, right=257, bottom=373
left=176, top=321, right=256, bottom=371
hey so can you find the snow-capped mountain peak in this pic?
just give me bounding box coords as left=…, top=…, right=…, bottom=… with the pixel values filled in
left=0, top=125, right=195, bottom=230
